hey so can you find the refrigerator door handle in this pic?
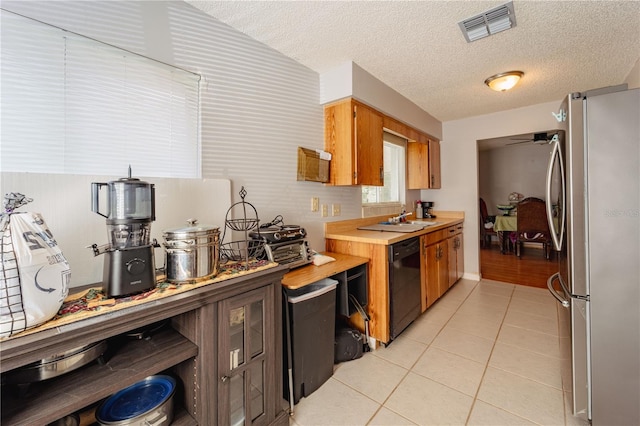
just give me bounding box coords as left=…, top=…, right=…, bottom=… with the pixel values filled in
left=547, top=272, right=570, bottom=308
left=546, top=138, right=565, bottom=251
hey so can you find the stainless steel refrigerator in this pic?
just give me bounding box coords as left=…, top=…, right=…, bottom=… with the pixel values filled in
left=546, top=85, right=639, bottom=425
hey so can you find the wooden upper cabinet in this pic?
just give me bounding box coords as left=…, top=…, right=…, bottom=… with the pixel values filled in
left=407, top=141, right=429, bottom=189
left=325, top=98, right=440, bottom=188
left=428, top=138, right=442, bottom=189
left=407, top=138, right=442, bottom=189
left=383, top=116, right=409, bottom=139
left=324, top=99, right=383, bottom=186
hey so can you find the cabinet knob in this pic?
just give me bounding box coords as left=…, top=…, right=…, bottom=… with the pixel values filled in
left=221, top=375, right=230, bottom=382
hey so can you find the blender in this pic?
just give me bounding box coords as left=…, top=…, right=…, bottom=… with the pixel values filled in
left=90, top=168, right=157, bottom=297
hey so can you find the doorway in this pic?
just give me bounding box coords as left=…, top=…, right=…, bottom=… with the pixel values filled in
left=477, top=131, right=556, bottom=288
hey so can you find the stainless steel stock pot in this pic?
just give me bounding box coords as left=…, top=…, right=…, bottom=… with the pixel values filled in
left=162, top=219, right=220, bottom=283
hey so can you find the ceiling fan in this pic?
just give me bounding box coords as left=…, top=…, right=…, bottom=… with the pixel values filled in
left=507, top=132, right=558, bottom=146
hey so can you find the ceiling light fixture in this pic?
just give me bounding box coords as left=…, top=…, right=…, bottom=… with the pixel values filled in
left=484, top=71, right=524, bottom=92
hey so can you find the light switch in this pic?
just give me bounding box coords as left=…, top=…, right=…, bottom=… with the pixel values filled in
left=321, top=204, right=328, bottom=217
left=311, top=197, right=319, bottom=212
left=332, top=204, right=341, bottom=216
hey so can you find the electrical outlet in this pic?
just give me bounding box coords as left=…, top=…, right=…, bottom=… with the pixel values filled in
left=321, top=204, right=328, bottom=217
left=332, top=204, right=341, bottom=216
left=311, top=197, right=319, bottom=212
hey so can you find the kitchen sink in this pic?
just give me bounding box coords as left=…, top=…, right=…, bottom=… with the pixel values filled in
left=357, top=221, right=439, bottom=233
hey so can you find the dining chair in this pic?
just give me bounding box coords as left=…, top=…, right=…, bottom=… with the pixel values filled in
left=515, top=197, right=552, bottom=259
left=520, top=196, right=544, bottom=203
left=479, top=198, right=497, bottom=248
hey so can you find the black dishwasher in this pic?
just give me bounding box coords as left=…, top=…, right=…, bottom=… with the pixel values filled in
left=388, top=237, right=421, bottom=340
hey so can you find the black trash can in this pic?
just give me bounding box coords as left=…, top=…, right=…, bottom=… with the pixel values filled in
left=283, top=278, right=338, bottom=404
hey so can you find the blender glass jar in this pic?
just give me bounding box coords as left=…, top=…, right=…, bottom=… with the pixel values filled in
left=92, top=176, right=155, bottom=249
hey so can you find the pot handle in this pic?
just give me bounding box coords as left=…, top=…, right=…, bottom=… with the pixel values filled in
left=91, top=183, right=109, bottom=218
left=164, top=239, right=196, bottom=247
left=163, top=246, right=194, bottom=253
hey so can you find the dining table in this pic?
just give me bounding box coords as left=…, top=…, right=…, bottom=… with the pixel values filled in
left=493, top=215, right=517, bottom=254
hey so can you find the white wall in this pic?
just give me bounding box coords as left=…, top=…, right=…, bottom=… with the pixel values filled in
left=1, top=0, right=365, bottom=288
left=1, top=173, right=231, bottom=286
left=6, top=1, right=633, bottom=288
left=479, top=143, right=553, bottom=217
left=320, top=62, right=442, bottom=140
left=431, top=101, right=561, bottom=280
left=624, top=57, right=640, bottom=89
left=436, top=58, right=639, bottom=279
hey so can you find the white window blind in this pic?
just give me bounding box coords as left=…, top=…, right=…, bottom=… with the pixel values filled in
left=0, top=10, right=201, bottom=177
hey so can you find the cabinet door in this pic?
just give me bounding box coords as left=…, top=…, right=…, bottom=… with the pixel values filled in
left=325, top=100, right=356, bottom=185
left=407, top=141, right=430, bottom=189
left=354, top=102, right=383, bottom=186
left=448, top=236, right=457, bottom=288
left=428, top=139, right=441, bottom=189
left=420, top=236, right=429, bottom=312
left=447, top=234, right=464, bottom=287
left=219, top=286, right=273, bottom=426
left=456, top=235, right=464, bottom=283
left=437, top=241, right=449, bottom=297
left=324, top=99, right=383, bottom=186
left=423, top=241, right=447, bottom=308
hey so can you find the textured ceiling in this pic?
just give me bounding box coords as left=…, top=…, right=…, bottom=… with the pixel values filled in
left=185, top=0, right=640, bottom=122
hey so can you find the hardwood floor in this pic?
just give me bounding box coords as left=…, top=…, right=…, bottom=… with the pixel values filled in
left=480, top=242, right=557, bottom=288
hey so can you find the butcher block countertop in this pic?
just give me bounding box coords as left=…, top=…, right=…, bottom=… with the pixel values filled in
left=281, top=252, right=369, bottom=290
left=324, top=211, right=465, bottom=245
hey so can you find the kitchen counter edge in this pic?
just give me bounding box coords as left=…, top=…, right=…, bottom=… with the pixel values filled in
left=324, top=216, right=464, bottom=245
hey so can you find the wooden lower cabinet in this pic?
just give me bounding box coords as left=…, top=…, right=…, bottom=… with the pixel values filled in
left=421, top=237, right=448, bottom=310
left=326, top=220, right=464, bottom=343
left=218, top=286, right=274, bottom=426
left=0, top=267, right=289, bottom=426
left=448, top=229, right=464, bottom=288
left=325, top=238, right=389, bottom=342
left=420, top=223, right=464, bottom=311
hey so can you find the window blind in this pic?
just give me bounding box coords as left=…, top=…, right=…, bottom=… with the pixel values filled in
left=0, top=10, right=201, bottom=177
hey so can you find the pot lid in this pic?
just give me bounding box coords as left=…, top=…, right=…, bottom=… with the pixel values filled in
left=163, top=219, right=219, bottom=238
left=97, top=375, right=176, bottom=422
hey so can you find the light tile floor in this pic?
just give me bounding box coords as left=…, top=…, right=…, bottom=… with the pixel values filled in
left=289, top=279, right=589, bottom=426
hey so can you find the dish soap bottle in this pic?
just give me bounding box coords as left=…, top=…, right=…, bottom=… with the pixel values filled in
left=416, top=201, right=423, bottom=219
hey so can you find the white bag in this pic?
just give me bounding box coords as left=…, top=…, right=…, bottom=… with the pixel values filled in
left=1, top=212, right=70, bottom=338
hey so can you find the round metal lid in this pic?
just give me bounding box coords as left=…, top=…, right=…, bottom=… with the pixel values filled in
left=162, top=219, right=219, bottom=239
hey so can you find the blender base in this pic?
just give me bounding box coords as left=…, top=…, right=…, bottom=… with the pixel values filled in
left=103, top=245, right=156, bottom=297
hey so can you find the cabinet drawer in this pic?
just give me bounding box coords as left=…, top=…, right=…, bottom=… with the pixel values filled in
left=453, top=223, right=464, bottom=235
left=423, top=229, right=446, bottom=246
left=444, top=225, right=462, bottom=238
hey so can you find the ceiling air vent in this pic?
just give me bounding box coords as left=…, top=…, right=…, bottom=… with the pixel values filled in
left=458, top=1, right=516, bottom=43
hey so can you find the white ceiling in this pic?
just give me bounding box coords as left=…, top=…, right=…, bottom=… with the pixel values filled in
left=184, top=0, right=640, bottom=122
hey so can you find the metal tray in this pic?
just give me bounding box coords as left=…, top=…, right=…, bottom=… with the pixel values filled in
left=2, top=340, right=108, bottom=384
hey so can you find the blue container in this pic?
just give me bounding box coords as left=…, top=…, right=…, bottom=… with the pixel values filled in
left=96, top=375, right=176, bottom=426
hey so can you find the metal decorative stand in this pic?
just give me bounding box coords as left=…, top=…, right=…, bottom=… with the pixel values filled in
left=220, top=187, right=264, bottom=269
